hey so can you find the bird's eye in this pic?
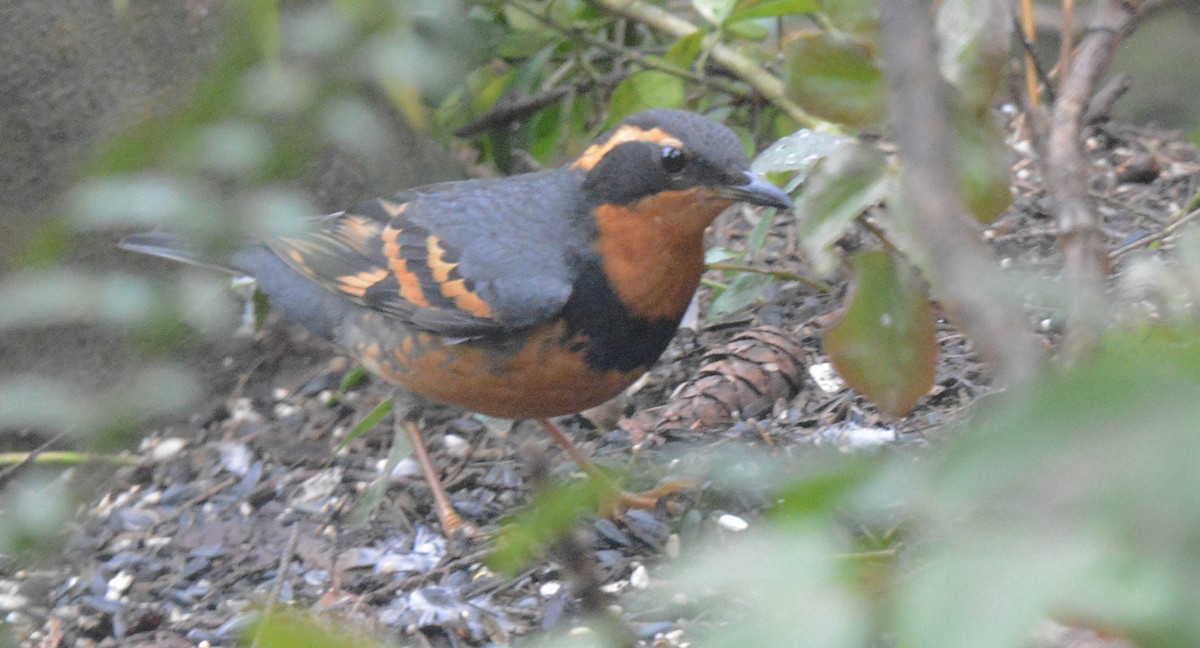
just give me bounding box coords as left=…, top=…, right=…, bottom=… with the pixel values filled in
left=661, top=146, right=686, bottom=173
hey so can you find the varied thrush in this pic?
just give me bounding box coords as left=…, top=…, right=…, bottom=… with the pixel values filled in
left=122, top=109, right=792, bottom=535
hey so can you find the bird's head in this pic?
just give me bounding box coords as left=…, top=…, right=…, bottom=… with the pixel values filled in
left=572, top=109, right=792, bottom=216
left=568, top=110, right=792, bottom=322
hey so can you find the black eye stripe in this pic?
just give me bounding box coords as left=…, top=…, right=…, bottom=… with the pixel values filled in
left=661, top=146, right=686, bottom=173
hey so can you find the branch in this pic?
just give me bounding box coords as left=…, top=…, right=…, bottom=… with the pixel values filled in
left=878, top=0, right=1044, bottom=387
left=454, top=72, right=624, bottom=137
left=586, top=0, right=823, bottom=127
left=1043, top=0, right=1144, bottom=360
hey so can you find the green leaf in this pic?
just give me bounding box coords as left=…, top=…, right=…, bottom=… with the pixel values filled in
left=748, top=206, right=777, bottom=251
left=693, top=0, right=737, bottom=26
left=709, top=271, right=773, bottom=317
left=899, top=327, right=1200, bottom=647
left=785, top=32, right=886, bottom=129
left=726, top=20, right=769, bottom=41
left=336, top=398, right=393, bottom=453
left=488, top=476, right=615, bottom=574
left=936, top=0, right=1011, bottom=111
left=794, top=141, right=888, bottom=275
left=675, top=524, right=870, bottom=648
left=338, top=365, right=370, bottom=392
left=607, top=71, right=685, bottom=124
left=503, top=2, right=550, bottom=32
left=730, top=0, right=820, bottom=22
left=0, top=474, right=72, bottom=563
left=706, top=246, right=741, bottom=264
left=824, top=249, right=937, bottom=416
left=250, top=610, right=377, bottom=648
left=771, top=454, right=875, bottom=520
left=664, top=31, right=707, bottom=68
left=752, top=128, right=849, bottom=177
left=950, top=99, right=1013, bottom=224
left=814, top=0, right=879, bottom=34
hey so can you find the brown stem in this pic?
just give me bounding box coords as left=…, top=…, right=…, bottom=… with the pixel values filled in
left=878, top=0, right=1044, bottom=387
left=1043, top=0, right=1143, bottom=360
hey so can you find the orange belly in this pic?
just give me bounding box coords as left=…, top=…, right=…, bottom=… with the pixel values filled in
left=348, top=319, right=644, bottom=419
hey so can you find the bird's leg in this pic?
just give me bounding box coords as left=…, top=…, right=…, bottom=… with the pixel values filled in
left=389, top=393, right=475, bottom=538
left=399, top=418, right=474, bottom=537
left=535, top=418, right=693, bottom=510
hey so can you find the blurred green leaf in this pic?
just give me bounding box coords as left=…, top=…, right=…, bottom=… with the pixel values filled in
left=814, top=0, right=879, bottom=35
left=280, top=3, right=355, bottom=59
left=607, top=71, right=685, bottom=125
left=898, top=327, right=1200, bottom=647
left=0, top=378, right=100, bottom=433
left=747, top=206, right=777, bottom=251
left=771, top=454, right=875, bottom=519
left=950, top=99, right=1013, bottom=224
left=726, top=19, right=768, bottom=41
left=488, top=476, right=615, bottom=574
left=795, top=140, right=888, bottom=274
left=0, top=369, right=199, bottom=448
left=238, top=64, right=317, bottom=117
left=319, top=98, right=390, bottom=158
left=706, top=246, right=741, bottom=264
left=936, top=0, right=1011, bottom=112
left=0, top=474, right=72, bottom=563
left=503, top=2, right=549, bottom=32
left=664, top=31, right=707, bottom=68
left=175, top=120, right=275, bottom=178
left=730, top=0, right=819, bottom=22
left=785, top=31, right=886, bottom=129
left=694, top=0, right=737, bottom=26
left=339, top=365, right=370, bottom=393
left=752, top=128, right=849, bottom=191
left=337, top=398, right=394, bottom=453
left=709, top=271, right=773, bottom=317
left=0, top=271, right=153, bottom=329
left=677, top=524, right=870, bottom=648
left=70, top=176, right=216, bottom=230
left=825, top=249, right=937, bottom=416
left=250, top=609, right=378, bottom=648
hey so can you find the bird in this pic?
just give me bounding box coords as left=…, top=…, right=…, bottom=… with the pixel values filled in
left=121, top=108, right=792, bottom=536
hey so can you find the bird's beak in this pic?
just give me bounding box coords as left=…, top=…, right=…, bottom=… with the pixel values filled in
left=717, top=171, right=793, bottom=210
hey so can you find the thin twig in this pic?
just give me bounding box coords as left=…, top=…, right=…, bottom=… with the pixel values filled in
left=1019, top=0, right=1042, bottom=106
left=0, top=450, right=138, bottom=468
left=707, top=262, right=833, bottom=293
left=501, top=0, right=747, bottom=98
left=1108, top=208, right=1200, bottom=259
left=454, top=72, right=625, bottom=137
left=586, top=0, right=822, bottom=127
left=1012, top=15, right=1056, bottom=105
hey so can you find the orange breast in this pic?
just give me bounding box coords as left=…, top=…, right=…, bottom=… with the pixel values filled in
left=346, top=317, right=643, bottom=419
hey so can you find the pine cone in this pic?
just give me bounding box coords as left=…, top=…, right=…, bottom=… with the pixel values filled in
left=623, top=326, right=807, bottom=441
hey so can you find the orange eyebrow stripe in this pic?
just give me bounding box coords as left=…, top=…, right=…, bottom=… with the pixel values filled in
left=570, top=126, right=684, bottom=171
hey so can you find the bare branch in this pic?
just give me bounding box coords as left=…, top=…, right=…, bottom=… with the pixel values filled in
left=1044, top=0, right=1144, bottom=360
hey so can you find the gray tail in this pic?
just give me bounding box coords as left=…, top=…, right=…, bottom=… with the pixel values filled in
left=119, top=232, right=241, bottom=275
